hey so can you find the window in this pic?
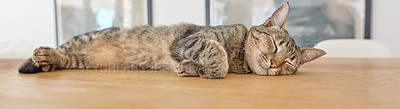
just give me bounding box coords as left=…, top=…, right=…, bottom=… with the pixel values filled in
left=56, top=0, right=370, bottom=47
left=56, top=0, right=149, bottom=45
left=210, top=0, right=369, bottom=47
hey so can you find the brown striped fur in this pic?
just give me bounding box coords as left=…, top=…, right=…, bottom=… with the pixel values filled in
left=18, top=3, right=325, bottom=79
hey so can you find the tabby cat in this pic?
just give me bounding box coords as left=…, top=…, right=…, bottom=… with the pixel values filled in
left=18, top=3, right=325, bottom=79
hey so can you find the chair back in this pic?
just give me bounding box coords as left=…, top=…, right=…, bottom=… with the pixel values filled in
left=314, top=39, right=394, bottom=58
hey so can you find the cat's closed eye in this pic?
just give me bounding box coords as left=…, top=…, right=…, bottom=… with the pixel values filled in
left=244, top=3, right=325, bottom=76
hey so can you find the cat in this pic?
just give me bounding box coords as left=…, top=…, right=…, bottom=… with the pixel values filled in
left=18, top=2, right=326, bottom=79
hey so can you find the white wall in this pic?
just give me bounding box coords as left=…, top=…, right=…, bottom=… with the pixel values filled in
left=371, top=0, right=400, bottom=58
left=0, top=0, right=56, bottom=59
left=152, top=0, right=205, bottom=26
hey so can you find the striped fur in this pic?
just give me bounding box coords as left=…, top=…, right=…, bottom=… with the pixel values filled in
left=19, top=24, right=249, bottom=79
left=18, top=3, right=325, bottom=79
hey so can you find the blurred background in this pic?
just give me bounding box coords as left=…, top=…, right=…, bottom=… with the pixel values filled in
left=0, top=0, right=399, bottom=59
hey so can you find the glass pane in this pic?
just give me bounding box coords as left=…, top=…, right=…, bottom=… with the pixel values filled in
left=56, top=0, right=148, bottom=45
left=210, top=0, right=366, bottom=47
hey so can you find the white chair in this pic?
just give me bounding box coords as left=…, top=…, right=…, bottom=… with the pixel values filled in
left=314, top=39, right=394, bottom=58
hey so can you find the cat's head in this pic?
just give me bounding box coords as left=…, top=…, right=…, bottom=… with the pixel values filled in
left=244, top=2, right=326, bottom=75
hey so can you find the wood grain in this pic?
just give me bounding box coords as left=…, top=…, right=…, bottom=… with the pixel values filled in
left=1, top=58, right=399, bottom=109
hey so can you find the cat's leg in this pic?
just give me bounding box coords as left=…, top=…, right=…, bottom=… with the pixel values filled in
left=19, top=46, right=69, bottom=73
left=172, top=38, right=229, bottom=79
left=195, top=40, right=229, bottom=79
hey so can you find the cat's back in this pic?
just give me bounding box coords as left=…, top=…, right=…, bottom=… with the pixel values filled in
left=124, top=23, right=202, bottom=42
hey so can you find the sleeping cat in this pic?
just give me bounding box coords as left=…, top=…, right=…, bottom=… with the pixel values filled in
left=18, top=3, right=325, bottom=79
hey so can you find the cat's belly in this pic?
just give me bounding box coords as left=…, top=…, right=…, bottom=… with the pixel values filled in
left=84, top=34, right=179, bottom=71
left=119, top=46, right=179, bottom=71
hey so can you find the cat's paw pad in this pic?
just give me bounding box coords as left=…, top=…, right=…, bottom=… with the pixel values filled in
left=41, top=64, right=57, bottom=72
left=32, top=46, right=58, bottom=71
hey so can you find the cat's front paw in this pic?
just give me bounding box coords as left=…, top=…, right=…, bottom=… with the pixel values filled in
left=255, top=68, right=280, bottom=76
left=32, top=46, right=60, bottom=72
left=176, top=60, right=200, bottom=77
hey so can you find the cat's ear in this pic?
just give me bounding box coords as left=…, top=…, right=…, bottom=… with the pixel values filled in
left=298, top=48, right=326, bottom=64
left=263, top=2, right=290, bottom=28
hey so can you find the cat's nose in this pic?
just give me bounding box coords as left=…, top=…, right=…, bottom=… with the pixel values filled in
left=270, top=61, right=277, bottom=68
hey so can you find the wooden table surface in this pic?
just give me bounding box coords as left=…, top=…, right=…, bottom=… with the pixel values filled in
left=0, top=58, right=399, bottom=109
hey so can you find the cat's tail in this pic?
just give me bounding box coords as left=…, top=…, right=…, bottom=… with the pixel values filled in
left=18, top=58, right=43, bottom=73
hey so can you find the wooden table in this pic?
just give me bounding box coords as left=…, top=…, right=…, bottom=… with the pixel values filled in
left=0, top=58, right=399, bottom=109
